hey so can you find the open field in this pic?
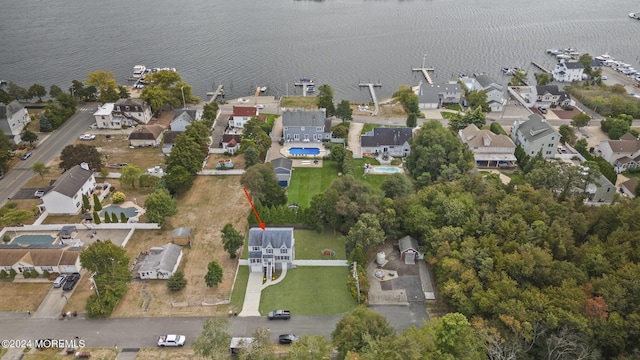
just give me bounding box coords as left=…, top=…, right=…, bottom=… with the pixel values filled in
left=287, top=161, right=339, bottom=207
left=293, top=230, right=346, bottom=260
left=259, top=266, right=356, bottom=316
left=0, top=281, right=51, bottom=312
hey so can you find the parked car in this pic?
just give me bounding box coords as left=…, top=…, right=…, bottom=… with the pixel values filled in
left=537, top=106, right=548, bottom=114
left=53, top=274, right=67, bottom=288
left=63, top=272, right=81, bottom=291
left=21, top=152, right=32, bottom=160
left=278, top=334, right=300, bottom=344
left=256, top=104, right=265, bottom=109
left=268, top=309, right=291, bottom=320
left=157, top=334, right=186, bottom=347
left=34, top=190, right=45, bottom=198
left=79, top=134, right=96, bottom=140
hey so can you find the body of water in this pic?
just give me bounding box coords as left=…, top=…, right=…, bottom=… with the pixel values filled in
left=1, top=0, right=639, bottom=103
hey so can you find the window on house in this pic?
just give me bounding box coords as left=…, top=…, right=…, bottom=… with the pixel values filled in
left=24, top=267, right=34, bottom=272
left=317, top=127, right=322, bottom=132
left=284, top=127, right=288, bottom=131
left=281, top=248, right=288, bottom=254
left=4, top=266, right=12, bottom=272
left=101, top=116, right=105, bottom=120
left=125, top=106, right=130, bottom=111
left=546, top=151, right=552, bottom=155
left=294, top=134, right=299, bottom=140
left=41, top=266, right=53, bottom=272
left=266, top=248, right=273, bottom=254
left=252, top=246, right=261, bottom=252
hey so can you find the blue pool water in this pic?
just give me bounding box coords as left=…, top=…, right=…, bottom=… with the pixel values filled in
left=100, top=205, right=139, bottom=219
left=288, top=147, right=320, bottom=156
left=12, top=234, right=56, bottom=245
left=373, top=167, right=403, bottom=174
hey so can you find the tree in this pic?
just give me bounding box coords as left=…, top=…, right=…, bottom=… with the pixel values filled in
left=205, top=261, right=223, bottom=287
left=243, top=146, right=260, bottom=168
left=508, top=69, right=528, bottom=87
left=344, top=213, right=385, bottom=255
left=59, top=144, right=103, bottom=171
left=144, top=188, right=177, bottom=225
left=192, top=317, right=232, bottom=359
left=86, top=70, right=119, bottom=103
left=558, top=124, right=577, bottom=145
left=166, top=133, right=207, bottom=175
left=535, top=72, right=552, bottom=85
left=120, top=212, right=128, bottom=223
left=329, top=143, right=347, bottom=163
left=164, top=165, right=195, bottom=195
left=20, top=129, right=38, bottom=146
left=79, top=240, right=131, bottom=278
left=335, top=100, right=353, bottom=122
left=49, top=85, right=63, bottom=99
left=449, top=106, right=486, bottom=131
left=7, top=82, right=28, bottom=101
left=30, top=162, right=50, bottom=179
left=317, top=84, right=335, bottom=117
left=579, top=53, right=593, bottom=75
left=112, top=191, right=125, bottom=204
left=39, top=113, right=53, bottom=132
left=111, top=212, right=118, bottom=223
left=140, top=86, right=170, bottom=117
left=332, top=306, right=395, bottom=358
left=119, top=164, right=144, bottom=188
left=221, top=223, right=243, bottom=259
left=240, top=117, right=272, bottom=156
left=240, top=163, right=287, bottom=207
left=393, top=85, right=420, bottom=114
left=0, top=210, right=32, bottom=226
left=467, top=90, right=489, bottom=112
left=571, top=113, right=591, bottom=129
left=27, top=84, right=46, bottom=102
left=82, top=194, right=91, bottom=212
left=93, top=193, right=102, bottom=211
left=406, top=112, right=417, bottom=128
left=118, top=85, right=130, bottom=99
left=93, top=211, right=101, bottom=224
left=380, top=173, right=413, bottom=199
left=183, top=121, right=211, bottom=157
left=167, top=270, right=187, bottom=292
left=426, top=313, right=485, bottom=359
left=289, top=335, right=333, bottom=360
left=240, top=327, right=276, bottom=359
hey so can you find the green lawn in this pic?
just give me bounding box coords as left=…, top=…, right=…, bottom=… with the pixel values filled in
left=230, top=265, right=250, bottom=312
left=361, top=123, right=402, bottom=134
left=441, top=111, right=458, bottom=119
left=259, top=266, right=357, bottom=316
left=287, top=161, right=340, bottom=207
left=352, top=158, right=389, bottom=189
left=294, top=229, right=346, bottom=260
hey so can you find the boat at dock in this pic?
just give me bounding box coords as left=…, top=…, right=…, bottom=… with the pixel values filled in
left=132, top=65, right=146, bottom=78
left=502, top=67, right=523, bottom=75
left=259, top=86, right=267, bottom=92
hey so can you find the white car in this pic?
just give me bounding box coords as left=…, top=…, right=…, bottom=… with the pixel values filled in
left=157, top=334, right=186, bottom=347
left=34, top=190, right=45, bottom=198
left=256, top=104, right=265, bottom=109
left=79, top=134, right=96, bottom=140
left=237, top=98, right=249, bottom=103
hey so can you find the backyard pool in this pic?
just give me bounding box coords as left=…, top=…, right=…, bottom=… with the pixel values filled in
left=288, top=147, right=321, bottom=156
left=100, top=205, right=139, bottom=219
left=372, top=166, right=404, bottom=174
left=12, top=234, right=56, bottom=245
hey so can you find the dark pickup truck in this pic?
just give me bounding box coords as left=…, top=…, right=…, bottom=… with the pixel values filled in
left=267, top=310, right=291, bottom=320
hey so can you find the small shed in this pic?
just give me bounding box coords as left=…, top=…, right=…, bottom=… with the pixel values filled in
left=58, top=225, right=76, bottom=240
left=172, top=227, right=192, bottom=246
left=271, top=157, right=293, bottom=187
left=398, top=235, right=422, bottom=264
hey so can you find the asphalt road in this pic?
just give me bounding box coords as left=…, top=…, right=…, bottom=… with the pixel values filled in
left=0, top=107, right=97, bottom=208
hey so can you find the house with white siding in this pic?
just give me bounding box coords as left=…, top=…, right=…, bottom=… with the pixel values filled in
left=0, top=246, right=82, bottom=275
left=462, top=74, right=506, bottom=112
left=247, top=228, right=294, bottom=279
left=0, top=100, right=30, bottom=144
left=595, top=133, right=640, bottom=172
left=229, top=106, right=258, bottom=129
left=40, top=163, right=96, bottom=215
left=114, top=98, right=153, bottom=125
left=93, top=103, right=132, bottom=129
left=552, top=60, right=585, bottom=82
left=170, top=109, right=200, bottom=132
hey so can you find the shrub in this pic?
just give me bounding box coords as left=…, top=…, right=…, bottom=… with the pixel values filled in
left=42, top=270, right=50, bottom=279
left=93, top=211, right=101, bottom=224
left=167, top=270, right=187, bottom=292
left=111, top=212, right=118, bottom=223
left=2, top=235, right=11, bottom=243
left=120, top=212, right=128, bottom=223
left=30, top=269, right=39, bottom=278
left=9, top=269, right=16, bottom=278
left=0, top=270, right=7, bottom=279
left=23, top=271, right=31, bottom=278
left=112, top=191, right=126, bottom=204
left=48, top=272, right=59, bottom=281
left=93, top=193, right=102, bottom=211
left=104, top=213, right=111, bottom=223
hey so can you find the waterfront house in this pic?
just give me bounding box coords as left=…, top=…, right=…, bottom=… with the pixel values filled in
left=596, top=133, right=640, bottom=172
left=271, top=157, right=293, bottom=187
left=247, top=227, right=295, bottom=279
left=113, top=98, right=152, bottom=125
left=129, top=125, right=164, bottom=147
left=0, top=100, right=30, bottom=144
left=221, top=134, right=241, bottom=154
left=459, top=124, right=516, bottom=168
left=170, top=109, right=200, bottom=132
left=40, top=163, right=96, bottom=215
left=417, top=82, right=463, bottom=109
left=535, top=85, right=572, bottom=108
left=229, top=106, right=258, bottom=129
left=137, top=243, right=183, bottom=280
left=360, top=126, right=412, bottom=158
left=0, top=246, right=82, bottom=275
left=93, top=103, right=133, bottom=129
left=282, top=109, right=332, bottom=143
left=511, top=114, right=560, bottom=159
left=552, top=60, right=584, bottom=82
left=474, top=74, right=506, bottom=112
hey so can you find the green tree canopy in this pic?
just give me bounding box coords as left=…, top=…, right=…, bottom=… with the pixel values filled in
left=380, top=173, right=414, bottom=199
left=335, top=99, right=353, bottom=122
left=166, top=133, right=207, bottom=175
left=144, top=188, right=177, bottom=225
left=317, top=84, right=335, bottom=117
left=240, top=163, right=287, bottom=207
left=119, top=164, right=144, bottom=188
left=86, top=70, right=119, bottom=103
left=59, top=144, right=103, bottom=171
left=571, top=112, right=591, bottom=129
left=240, top=117, right=272, bottom=156
left=332, top=306, right=395, bottom=359
left=535, top=72, right=552, bottom=85
left=204, top=260, right=223, bottom=287
left=164, top=165, right=195, bottom=195
left=27, top=84, right=46, bottom=102
left=167, top=270, right=187, bottom=292
left=344, top=213, right=385, bottom=255
left=192, top=317, right=232, bottom=359
left=221, top=223, right=244, bottom=259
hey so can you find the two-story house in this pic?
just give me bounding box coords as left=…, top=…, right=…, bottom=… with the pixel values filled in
left=247, top=227, right=295, bottom=279
left=511, top=114, right=561, bottom=159
left=459, top=124, right=517, bottom=168
left=40, top=163, right=96, bottom=215
left=535, top=85, right=572, bottom=108
left=552, top=60, right=584, bottom=82
left=282, top=109, right=332, bottom=143
left=113, top=98, right=153, bottom=125
left=474, top=74, right=506, bottom=112
left=0, top=100, right=30, bottom=143
left=417, top=82, right=463, bottom=109
left=93, top=103, right=131, bottom=129
left=229, top=106, right=258, bottom=129
left=585, top=174, right=616, bottom=203
left=360, top=126, right=413, bottom=158
left=596, top=133, right=640, bottom=172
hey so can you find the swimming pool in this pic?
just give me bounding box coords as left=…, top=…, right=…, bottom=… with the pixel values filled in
left=100, top=205, right=139, bottom=219
left=288, top=147, right=320, bottom=156
left=372, top=166, right=404, bottom=174
left=12, top=234, right=56, bottom=245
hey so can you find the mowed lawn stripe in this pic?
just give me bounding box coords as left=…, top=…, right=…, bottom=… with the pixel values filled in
left=287, top=161, right=339, bottom=207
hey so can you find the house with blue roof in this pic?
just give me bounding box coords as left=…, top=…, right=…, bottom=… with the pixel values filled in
left=247, top=228, right=295, bottom=277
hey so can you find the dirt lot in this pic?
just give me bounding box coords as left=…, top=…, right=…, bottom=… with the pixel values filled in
left=0, top=281, right=51, bottom=312
left=111, top=175, right=249, bottom=317
left=136, top=348, right=195, bottom=360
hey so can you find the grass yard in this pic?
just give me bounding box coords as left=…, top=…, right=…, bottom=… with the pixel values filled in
left=352, top=159, right=388, bottom=189
left=294, top=229, right=346, bottom=260
left=280, top=96, right=318, bottom=109
left=360, top=123, right=402, bottom=134
left=259, top=266, right=356, bottom=316
left=22, top=348, right=118, bottom=360
left=287, top=161, right=339, bottom=207
left=0, top=281, right=51, bottom=312
left=440, top=111, right=458, bottom=119
left=136, top=348, right=196, bottom=360
left=230, top=265, right=250, bottom=312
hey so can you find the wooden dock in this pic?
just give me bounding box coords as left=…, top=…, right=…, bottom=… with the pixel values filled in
left=206, top=85, right=225, bottom=103
left=294, top=81, right=315, bottom=97
left=412, top=67, right=435, bottom=84
left=531, top=61, right=552, bottom=74
left=358, top=82, right=381, bottom=116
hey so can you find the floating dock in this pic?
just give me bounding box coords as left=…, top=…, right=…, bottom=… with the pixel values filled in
left=412, top=67, right=435, bottom=84
left=531, top=61, right=552, bottom=74
left=206, top=84, right=225, bottom=103
left=358, top=82, right=381, bottom=116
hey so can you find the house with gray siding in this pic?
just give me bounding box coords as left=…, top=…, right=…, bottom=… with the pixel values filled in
left=585, top=174, right=616, bottom=203
left=282, top=109, right=331, bottom=143
left=271, top=157, right=293, bottom=187
left=511, top=114, right=560, bottom=159
left=0, top=100, right=30, bottom=143
left=170, top=109, right=200, bottom=132
left=417, top=82, right=462, bottom=109
left=247, top=228, right=295, bottom=279
left=360, top=126, right=412, bottom=157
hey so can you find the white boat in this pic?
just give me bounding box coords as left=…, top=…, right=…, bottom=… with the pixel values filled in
left=556, top=54, right=571, bottom=60
left=629, top=12, right=640, bottom=19
left=259, top=86, right=267, bottom=92
left=132, top=65, right=146, bottom=78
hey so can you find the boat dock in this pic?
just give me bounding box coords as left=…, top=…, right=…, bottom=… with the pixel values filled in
left=531, top=61, right=552, bottom=74
left=412, top=67, right=435, bottom=85
left=294, top=79, right=315, bottom=97
left=358, top=82, right=381, bottom=116
left=206, top=84, right=225, bottom=103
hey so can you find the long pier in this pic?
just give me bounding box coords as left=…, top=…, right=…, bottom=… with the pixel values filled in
left=358, top=82, right=381, bottom=116
left=531, top=61, right=552, bottom=74
left=206, top=85, right=225, bottom=103
left=412, top=67, right=435, bottom=84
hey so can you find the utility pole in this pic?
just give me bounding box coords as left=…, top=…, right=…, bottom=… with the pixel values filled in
left=352, top=262, right=360, bottom=305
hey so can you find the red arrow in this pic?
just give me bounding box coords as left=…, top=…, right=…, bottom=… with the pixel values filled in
left=243, top=187, right=265, bottom=230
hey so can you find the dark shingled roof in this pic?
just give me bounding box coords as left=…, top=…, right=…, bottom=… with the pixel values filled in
left=163, top=131, right=181, bottom=144
left=50, top=164, right=93, bottom=197
left=361, top=126, right=413, bottom=147
left=129, top=125, right=164, bottom=140
left=173, top=109, right=198, bottom=120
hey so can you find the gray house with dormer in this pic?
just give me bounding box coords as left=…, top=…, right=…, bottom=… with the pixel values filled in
left=282, top=109, right=332, bottom=143
left=248, top=228, right=295, bottom=279
left=417, top=82, right=463, bottom=109
left=511, top=114, right=560, bottom=159
left=0, top=100, right=30, bottom=143
left=474, top=74, right=506, bottom=112
left=360, top=126, right=413, bottom=158
left=170, top=109, right=200, bottom=132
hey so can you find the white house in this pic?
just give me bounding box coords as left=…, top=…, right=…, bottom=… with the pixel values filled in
left=459, top=124, right=517, bottom=168
left=0, top=100, right=30, bottom=143
left=552, top=60, right=584, bottom=82
left=511, top=114, right=561, bottom=159
left=137, top=243, right=183, bottom=280
left=93, top=103, right=132, bottom=129
left=40, top=163, right=96, bottom=215
left=221, top=134, right=241, bottom=154
left=247, top=227, right=295, bottom=278
left=229, top=106, right=258, bottom=129
left=0, top=246, right=82, bottom=275
left=113, top=98, right=153, bottom=125
left=596, top=133, right=640, bottom=172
